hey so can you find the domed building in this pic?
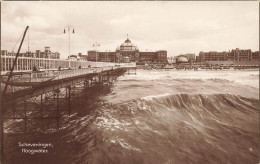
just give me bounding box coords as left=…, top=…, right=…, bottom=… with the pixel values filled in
left=87, top=35, right=167, bottom=63
left=115, top=37, right=140, bottom=63
left=176, top=56, right=189, bottom=63
left=118, top=38, right=139, bottom=51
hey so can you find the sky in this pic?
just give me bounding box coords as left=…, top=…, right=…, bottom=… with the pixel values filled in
left=1, top=1, right=259, bottom=59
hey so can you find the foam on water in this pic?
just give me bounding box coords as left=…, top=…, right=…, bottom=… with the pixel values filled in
left=3, top=69, right=259, bottom=164
left=141, top=93, right=171, bottom=100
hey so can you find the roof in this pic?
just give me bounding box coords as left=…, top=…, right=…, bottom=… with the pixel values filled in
left=118, top=37, right=139, bottom=51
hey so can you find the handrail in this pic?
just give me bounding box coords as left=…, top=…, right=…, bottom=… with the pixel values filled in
left=1, top=66, right=126, bottom=84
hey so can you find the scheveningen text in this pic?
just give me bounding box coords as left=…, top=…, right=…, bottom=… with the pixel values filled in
left=18, top=142, right=53, bottom=154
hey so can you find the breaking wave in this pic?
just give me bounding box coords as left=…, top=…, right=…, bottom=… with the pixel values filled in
left=65, top=93, right=259, bottom=164
left=3, top=70, right=259, bottom=164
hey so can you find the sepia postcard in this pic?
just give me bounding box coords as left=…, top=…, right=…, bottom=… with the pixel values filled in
left=0, top=1, right=259, bottom=164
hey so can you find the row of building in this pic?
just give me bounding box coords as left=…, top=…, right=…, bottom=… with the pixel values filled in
left=169, top=49, right=259, bottom=64
left=198, top=49, right=259, bottom=62
left=1, top=37, right=168, bottom=64
left=86, top=37, right=167, bottom=64
left=1, top=47, right=60, bottom=59
left=1, top=37, right=258, bottom=65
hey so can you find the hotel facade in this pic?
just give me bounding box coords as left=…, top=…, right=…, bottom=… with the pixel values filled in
left=87, top=37, right=168, bottom=64
left=198, top=48, right=259, bottom=62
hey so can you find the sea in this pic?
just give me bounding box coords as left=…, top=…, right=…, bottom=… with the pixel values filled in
left=3, top=69, right=259, bottom=164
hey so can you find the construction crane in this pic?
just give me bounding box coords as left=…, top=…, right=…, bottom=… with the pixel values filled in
left=2, top=26, right=29, bottom=95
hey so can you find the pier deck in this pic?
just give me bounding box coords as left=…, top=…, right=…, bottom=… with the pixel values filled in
left=1, top=64, right=136, bottom=102
left=1, top=63, right=136, bottom=132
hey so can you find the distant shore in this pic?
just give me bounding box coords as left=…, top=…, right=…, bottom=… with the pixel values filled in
left=137, top=64, right=259, bottom=71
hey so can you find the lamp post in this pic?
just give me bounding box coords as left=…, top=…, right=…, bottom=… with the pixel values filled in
left=106, top=50, right=108, bottom=63
left=106, top=50, right=108, bottom=67
left=64, top=24, right=75, bottom=68
left=93, top=42, right=100, bottom=67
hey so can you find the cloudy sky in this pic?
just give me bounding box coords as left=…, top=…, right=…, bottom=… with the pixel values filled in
left=1, top=1, right=259, bottom=59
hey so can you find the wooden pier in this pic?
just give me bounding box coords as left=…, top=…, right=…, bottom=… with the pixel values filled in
left=1, top=65, right=136, bottom=132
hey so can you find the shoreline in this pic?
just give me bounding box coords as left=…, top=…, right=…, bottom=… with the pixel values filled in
left=136, top=68, right=259, bottom=71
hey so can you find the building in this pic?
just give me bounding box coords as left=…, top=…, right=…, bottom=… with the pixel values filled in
left=229, top=48, right=252, bottom=61
left=195, top=48, right=259, bottom=66
left=1, top=47, right=61, bottom=72
left=1, top=47, right=60, bottom=59
left=99, top=51, right=116, bottom=62
left=68, top=53, right=88, bottom=61
left=176, top=56, right=189, bottom=63
left=195, top=55, right=200, bottom=62
left=183, top=53, right=196, bottom=61
left=138, top=50, right=167, bottom=64
left=35, top=47, right=60, bottom=59
left=198, top=51, right=229, bottom=62
left=1, top=50, right=7, bottom=56
left=1, top=50, right=35, bottom=58
left=167, top=57, right=176, bottom=64
left=115, top=37, right=140, bottom=63
left=252, top=51, right=259, bottom=61
left=156, top=50, right=167, bottom=63
left=78, top=53, right=88, bottom=61
left=68, top=55, right=78, bottom=60
left=139, top=51, right=156, bottom=63
left=87, top=50, right=98, bottom=61
left=87, top=36, right=167, bottom=63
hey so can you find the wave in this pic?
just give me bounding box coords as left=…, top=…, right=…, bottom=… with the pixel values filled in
left=249, top=74, right=259, bottom=77
left=66, top=93, right=259, bottom=164
left=153, top=78, right=233, bottom=84
left=4, top=93, right=259, bottom=164
left=206, top=78, right=232, bottom=83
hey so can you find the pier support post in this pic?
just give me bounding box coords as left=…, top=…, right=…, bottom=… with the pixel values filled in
left=66, top=87, right=68, bottom=99
left=40, top=94, right=43, bottom=111
left=24, top=99, right=27, bottom=132
left=56, top=90, right=60, bottom=130
left=68, top=86, right=71, bottom=116
left=12, top=99, right=16, bottom=118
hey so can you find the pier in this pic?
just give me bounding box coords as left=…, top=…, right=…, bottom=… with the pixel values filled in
left=0, top=25, right=138, bottom=134
left=1, top=62, right=136, bottom=132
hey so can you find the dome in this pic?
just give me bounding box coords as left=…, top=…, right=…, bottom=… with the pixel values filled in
left=118, top=37, right=139, bottom=51
left=177, top=56, right=188, bottom=63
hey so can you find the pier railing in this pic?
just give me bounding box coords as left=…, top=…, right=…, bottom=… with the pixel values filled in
left=1, top=64, right=135, bottom=84
left=0, top=55, right=136, bottom=74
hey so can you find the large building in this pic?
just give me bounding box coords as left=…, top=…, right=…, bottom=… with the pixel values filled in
left=36, top=47, right=60, bottom=59
left=1, top=47, right=64, bottom=72
left=1, top=47, right=60, bottom=59
left=198, top=51, right=229, bottom=62
left=115, top=37, right=140, bottom=63
left=197, top=49, right=259, bottom=65
left=198, top=49, right=259, bottom=62
left=139, top=50, right=167, bottom=63
left=252, top=51, right=259, bottom=60
left=87, top=37, right=167, bottom=63
left=229, top=48, right=252, bottom=61
left=87, top=50, right=98, bottom=61
left=99, top=51, right=116, bottom=62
